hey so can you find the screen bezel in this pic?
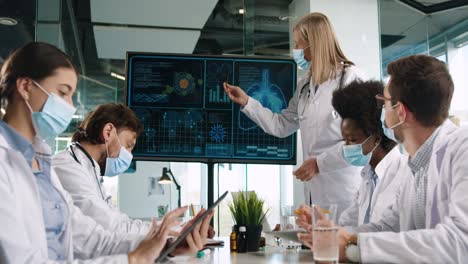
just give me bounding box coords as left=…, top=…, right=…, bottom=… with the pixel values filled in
left=125, top=51, right=297, bottom=165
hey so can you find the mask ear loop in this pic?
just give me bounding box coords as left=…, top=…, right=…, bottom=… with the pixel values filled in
left=105, top=124, right=115, bottom=158
left=363, top=135, right=380, bottom=155
left=370, top=139, right=380, bottom=153
left=23, top=80, right=39, bottom=113
left=114, top=128, right=123, bottom=148
left=387, top=103, right=405, bottom=129
left=31, top=80, right=50, bottom=96
left=361, top=134, right=373, bottom=145
left=25, top=79, right=50, bottom=114
left=104, top=139, right=110, bottom=158
left=106, top=125, right=123, bottom=158
left=24, top=97, right=34, bottom=113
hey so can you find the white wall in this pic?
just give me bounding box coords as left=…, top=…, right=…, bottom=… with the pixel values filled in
left=119, top=161, right=205, bottom=220
left=119, top=161, right=172, bottom=219
left=289, top=0, right=310, bottom=208
left=289, top=0, right=381, bottom=208
left=309, top=0, right=381, bottom=79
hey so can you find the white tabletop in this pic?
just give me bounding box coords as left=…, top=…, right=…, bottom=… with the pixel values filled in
left=165, top=237, right=314, bottom=264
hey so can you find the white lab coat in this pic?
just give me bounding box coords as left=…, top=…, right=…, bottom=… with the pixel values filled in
left=52, top=146, right=151, bottom=235
left=242, top=66, right=365, bottom=215
left=339, top=146, right=405, bottom=229
left=356, top=120, right=468, bottom=263
left=0, top=134, right=143, bottom=263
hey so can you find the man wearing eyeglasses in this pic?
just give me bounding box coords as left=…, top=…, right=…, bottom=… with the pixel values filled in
left=299, top=54, right=468, bottom=263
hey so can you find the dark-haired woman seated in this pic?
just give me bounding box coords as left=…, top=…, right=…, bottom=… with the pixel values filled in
left=297, top=80, right=406, bottom=237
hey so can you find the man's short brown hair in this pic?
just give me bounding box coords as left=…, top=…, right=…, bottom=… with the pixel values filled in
left=72, top=103, right=143, bottom=144
left=387, top=54, right=454, bottom=127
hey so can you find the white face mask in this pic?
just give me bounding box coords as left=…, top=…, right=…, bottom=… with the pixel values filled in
left=24, top=80, right=76, bottom=140
left=343, top=135, right=379, bottom=167
left=292, top=46, right=310, bottom=70
left=104, top=129, right=133, bottom=177
left=381, top=105, right=403, bottom=143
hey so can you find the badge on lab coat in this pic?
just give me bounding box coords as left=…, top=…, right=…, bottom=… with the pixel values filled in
left=332, top=110, right=339, bottom=119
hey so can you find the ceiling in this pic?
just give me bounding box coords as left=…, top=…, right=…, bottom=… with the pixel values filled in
left=0, top=0, right=35, bottom=63
left=398, top=0, right=468, bottom=13
left=0, top=0, right=466, bottom=104
left=0, top=0, right=293, bottom=71
left=381, top=0, right=468, bottom=43
left=380, top=0, right=468, bottom=60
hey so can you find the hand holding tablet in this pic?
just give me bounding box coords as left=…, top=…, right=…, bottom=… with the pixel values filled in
left=155, top=191, right=229, bottom=262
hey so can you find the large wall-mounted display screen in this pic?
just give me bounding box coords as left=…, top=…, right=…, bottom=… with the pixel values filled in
left=126, top=52, right=297, bottom=164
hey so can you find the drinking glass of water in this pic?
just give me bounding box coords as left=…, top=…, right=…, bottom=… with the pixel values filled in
left=280, top=205, right=296, bottom=230
left=311, top=204, right=338, bottom=263
left=280, top=205, right=301, bottom=250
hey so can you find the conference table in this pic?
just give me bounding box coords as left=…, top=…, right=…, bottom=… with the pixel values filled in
left=166, top=237, right=315, bottom=264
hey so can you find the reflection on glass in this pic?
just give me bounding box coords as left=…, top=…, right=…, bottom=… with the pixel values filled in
left=379, top=1, right=468, bottom=127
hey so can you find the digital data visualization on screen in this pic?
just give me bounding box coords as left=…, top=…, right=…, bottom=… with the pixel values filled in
left=126, top=52, right=297, bottom=164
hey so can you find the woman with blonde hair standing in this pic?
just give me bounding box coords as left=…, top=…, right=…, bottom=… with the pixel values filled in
left=224, top=12, right=365, bottom=216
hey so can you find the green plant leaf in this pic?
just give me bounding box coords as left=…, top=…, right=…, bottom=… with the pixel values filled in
left=227, top=190, right=270, bottom=226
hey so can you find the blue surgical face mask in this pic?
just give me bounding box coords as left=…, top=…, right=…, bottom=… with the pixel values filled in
left=26, top=80, right=76, bottom=140
left=104, top=129, right=133, bottom=177
left=343, top=135, right=379, bottom=167
left=381, top=106, right=403, bottom=143
left=293, top=48, right=310, bottom=70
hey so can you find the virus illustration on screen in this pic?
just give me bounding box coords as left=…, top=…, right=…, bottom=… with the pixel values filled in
left=209, top=124, right=226, bottom=143
left=173, top=72, right=196, bottom=96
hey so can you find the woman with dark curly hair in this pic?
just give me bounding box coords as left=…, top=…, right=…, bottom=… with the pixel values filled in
left=331, top=80, right=405, bottom=229
left=296, top=80, right=406, bottom=236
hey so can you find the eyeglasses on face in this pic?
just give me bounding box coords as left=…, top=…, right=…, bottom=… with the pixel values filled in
left=375, top=94, right=398, bottom=109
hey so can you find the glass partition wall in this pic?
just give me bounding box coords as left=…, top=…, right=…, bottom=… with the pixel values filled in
left=379, top=0, right=468, bottom=126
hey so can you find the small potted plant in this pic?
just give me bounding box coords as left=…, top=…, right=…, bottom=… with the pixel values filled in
left=228, top=191, right=269, bottom=252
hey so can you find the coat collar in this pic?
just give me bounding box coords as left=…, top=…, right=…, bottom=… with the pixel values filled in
left=433, top=119, right=458, bottom=153
left=71, top=143, right=102, bottom=176
left=0, top=120, right=52, bottom=164
left=375, top=145, right=402, bottom=180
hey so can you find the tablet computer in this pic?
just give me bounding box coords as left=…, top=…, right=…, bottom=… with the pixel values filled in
left=155, top=190, right=229, bottom=262
left=264, top=228, right=306, bottom=243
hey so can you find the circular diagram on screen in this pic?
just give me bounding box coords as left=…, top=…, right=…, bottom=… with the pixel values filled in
left=174, top=72, right=196, bottom=96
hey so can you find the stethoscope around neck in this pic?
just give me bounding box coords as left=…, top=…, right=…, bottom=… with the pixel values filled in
left=68, top=143, right=112, bottom=205
left=294, top=66, right=348, bottom=121
left=294, top=80, right=317, bottom=121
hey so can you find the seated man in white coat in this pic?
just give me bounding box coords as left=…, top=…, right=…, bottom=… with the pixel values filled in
left=299, top=54, right=468, bottom=263
left=52, top=103, right=152, bottom=234
left=53, top=103, right=216, bottom=238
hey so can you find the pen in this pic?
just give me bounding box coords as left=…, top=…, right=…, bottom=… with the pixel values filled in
left=190, top=203, right=195, bottom=217
left=196, top=248, right=211, bottom=258
left=309, top=191, right=312, bottom=207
